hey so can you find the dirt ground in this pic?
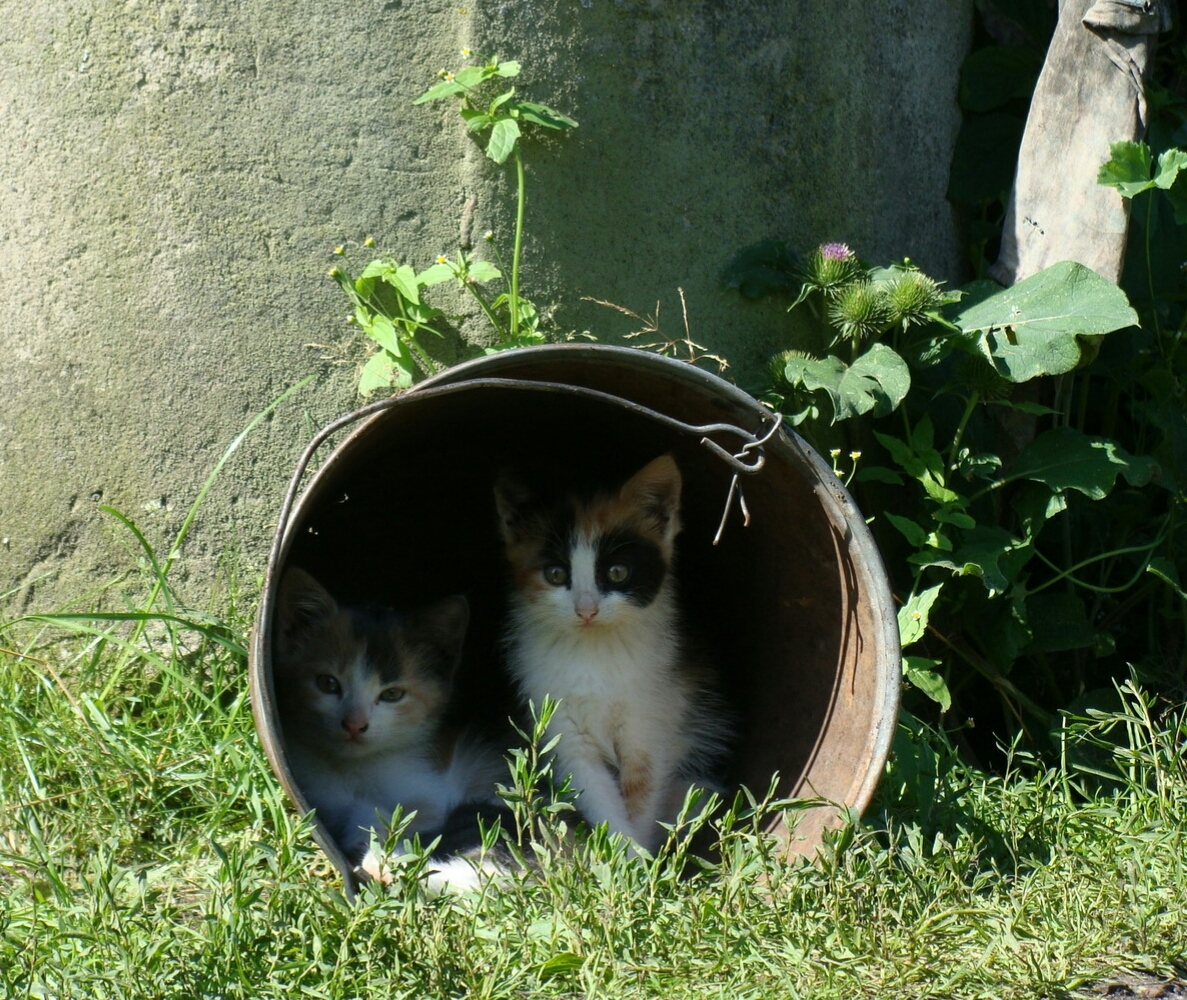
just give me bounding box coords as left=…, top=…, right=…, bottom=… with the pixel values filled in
left=1086, top=974, right=1187, bottom=998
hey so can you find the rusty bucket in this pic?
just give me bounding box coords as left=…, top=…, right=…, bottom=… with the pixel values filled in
left=249, top=344, right=900, bottom=885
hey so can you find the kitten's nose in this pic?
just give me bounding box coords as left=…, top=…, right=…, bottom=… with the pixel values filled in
left=576, top=604, right=599, bottom=624
left=342, top=716, right=369, bottom=738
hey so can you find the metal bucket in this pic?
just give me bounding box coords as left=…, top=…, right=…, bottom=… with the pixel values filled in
left=249, top=344, right=900, bottom=886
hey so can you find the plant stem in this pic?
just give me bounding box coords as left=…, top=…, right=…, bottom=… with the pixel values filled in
left=1028, top=533, right=1164, bottom=596
left=947, top=391, right=979, bottom=472
left=464, top=282, right=508, bottom=341
left=1145, top=191, right=1162, bottom=348
left=511, top=146, right=526, bottom=345
left=407, top=334, right=439, bottom=376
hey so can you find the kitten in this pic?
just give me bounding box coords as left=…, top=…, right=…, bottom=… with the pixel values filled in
left=494, top=454, right=732, bottom=852
left=273, top=568, right=509, bottom=887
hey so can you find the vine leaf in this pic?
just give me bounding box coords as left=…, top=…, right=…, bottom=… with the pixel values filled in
left=903, top=656, right=952, bottom=712
left=514, top=101, right=578, bottom=130
left=1097, top=140, right=1155, bottom=197
left=787, top=343, right=911, bottom=423
left=1009, top=427, right=1159, bottom=499
left=950, top=261, right=1139, bottom=382
left=1022, top=593, right=1095, bottom=653
left=898, top=584, right=944, bottom=648
left=486, top=118, right=521, bottom=163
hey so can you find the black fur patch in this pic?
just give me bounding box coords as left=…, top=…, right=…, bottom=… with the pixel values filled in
left=343, top=607, right=411, bottom=684
left=534, top=507, right=579, bottom=588
left=596, top=529, right=667, bottom=607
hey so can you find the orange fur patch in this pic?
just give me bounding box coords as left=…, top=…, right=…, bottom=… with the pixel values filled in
left=619, top=750, right=653, bottom=822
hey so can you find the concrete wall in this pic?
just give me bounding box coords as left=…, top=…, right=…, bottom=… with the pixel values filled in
left=0, top=0, right=972, bottom=610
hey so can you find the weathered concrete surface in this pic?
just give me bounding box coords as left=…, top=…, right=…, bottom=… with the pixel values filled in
left=0, top=0, right=972, bottom=610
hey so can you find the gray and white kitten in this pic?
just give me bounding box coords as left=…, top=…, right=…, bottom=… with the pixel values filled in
left=494, top=454, right=733, bottom=852
left=273, top=568, right=509, bottom=888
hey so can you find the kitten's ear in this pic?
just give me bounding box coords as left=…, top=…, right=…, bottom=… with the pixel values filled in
left=275, top=568, right=338, bottom=657
left=621, top=454, right=682, bottom=540
left=405, top=595, right=470, bottom=680
left=493, top=471, right=534, bottom=543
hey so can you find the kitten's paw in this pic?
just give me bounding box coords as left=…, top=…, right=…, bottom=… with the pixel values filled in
left=424, top=855, right=506, bottom=896
left=357, top=846, right=393, bottom=885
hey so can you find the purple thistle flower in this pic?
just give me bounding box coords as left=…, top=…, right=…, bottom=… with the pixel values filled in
left=820, top=242, right=853, bottom=262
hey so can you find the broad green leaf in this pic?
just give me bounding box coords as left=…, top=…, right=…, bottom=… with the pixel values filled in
left=951, top=526, right=1029, bottom=596
left=538, top=952, right=582, bottom=979
left=1148, top=556, right=1187, bottom=602
left=797, top=343, right=911, bottom=422
left=466, top=260, right=502, bottom=283
left=919, top=472, right=960, bottom=505
left=405, top=300, right=444, bottom=329
left=358, top=350, right=395, bottom=396
left=903, top=658, right=952, bottom=712
left=454, top=65, right=489, bottom=88
left=461, top=110, right=495, bottom=133
left=1009, top=427, right=1158, bottom=498
left=1097, top=140, right=1153, bottom=197
left=387, top=264, right=420, bottom=305
left=361, top=314, right=400, bottom=354
left=1022, top=593, right=1095, bottom=653
left=416, top=262, right=454, bottom=287
left=1013, top=481, right=1067, bottom=541
left=489, top=88, right=515, bottom=113
left=911, top=414, right=935, bottom=453
left=885, top=511, right=929, bottom=549
left=358, top=259, right=392, bottom=280
left=987, top=399, right=1059, bottom=416
left=495, top=60, right=521, bottom=78
left=873, top=431, right=927, bottom=479
left=1166, top=176, right=1187, bottom=226
left=486, top=117, right=521, bottom=163
left=955, top=448, right=1002, bottom=482
left=514, top=101, right=579, bottom=130
left=951, top=261, right=1139, bottom=382
left=1154, top=147, right=1187, bottom=189
left=413, top=80, right=465, bottom=104
left=933, top=505, right=976, bottom=530
left=958, top=45, right=1043, bottom=113
left=898, top=583, right=944, bottom=647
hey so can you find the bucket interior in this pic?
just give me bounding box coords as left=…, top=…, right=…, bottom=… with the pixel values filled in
left=261, top=348, right=897, bottom=859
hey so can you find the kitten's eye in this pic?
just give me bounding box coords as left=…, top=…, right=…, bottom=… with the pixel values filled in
left=544, top=565, right=569, bottom=586
left=378, top=687, right=405, bottom=703
left=607, top=564, right=631, bottom=584
left=314, top=675, right=341, bottom=695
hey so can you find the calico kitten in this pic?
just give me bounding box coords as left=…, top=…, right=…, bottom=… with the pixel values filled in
left=273, top=568, right=509, bottom=885
left=494, top=454, right=732, bottom=852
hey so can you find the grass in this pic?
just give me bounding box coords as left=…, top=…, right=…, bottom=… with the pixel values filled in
left=1, top=524, right=1185, bottom=998
left=2, top=595, right=1185, bottom=999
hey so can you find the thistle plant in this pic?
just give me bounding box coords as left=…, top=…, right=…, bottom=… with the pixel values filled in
left=330, top=55, right=577, bottom=395
left=729, top=229, right=1163, bottom=736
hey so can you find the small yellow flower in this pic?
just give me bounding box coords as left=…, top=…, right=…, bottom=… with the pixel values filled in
left=444, top=72, right=455, bottom=82
left=333, top=245, right=345, bottom=255
left=483, top=230, right=494, bottom=241
left=346, top=315, right=356, bottom=324
left=328, top=267, right=341, bottom=278
left=364, top=236, right=376, bottom=248
left=436, top=255, right=448, bottom=265
left=829, top=448, right=841, bottom=458
left=849, top=450, right=862, bottom=461
left=461, top=48, right=472, bottom=57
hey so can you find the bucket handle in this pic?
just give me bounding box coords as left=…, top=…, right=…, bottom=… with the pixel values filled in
left=269, top=376, right=783, bottom=576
